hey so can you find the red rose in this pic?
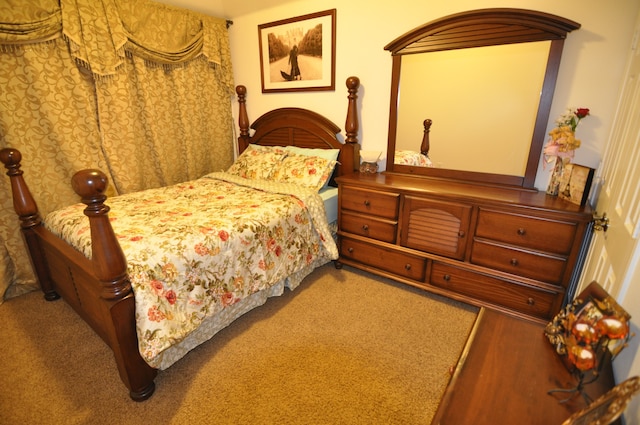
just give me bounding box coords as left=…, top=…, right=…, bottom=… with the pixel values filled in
left=165, top=290, right=177, bottom=305
left=218, top=230, right=229, bottom=241
left=576, top=108, right=590, bottom=118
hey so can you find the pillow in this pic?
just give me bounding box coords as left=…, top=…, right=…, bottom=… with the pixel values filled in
left=284, top=146, right=340, bottom=162
left=227, top=144, right=288, bottom=180
left=284, top=146, right=341, bottom=189
left=270, top=153, right=337, bottom=191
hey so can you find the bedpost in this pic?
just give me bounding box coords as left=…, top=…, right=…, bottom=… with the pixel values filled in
left=421, top=119, right=432, bottom=157
left=344, top=76, right=361, bottom=174
left=71, top=169, right=157, bottom=401
left=236, top=85, right=250, bottom=154
left=0, top=148, right=59, bottom=301
left=71, top=170, right=131, bottom=301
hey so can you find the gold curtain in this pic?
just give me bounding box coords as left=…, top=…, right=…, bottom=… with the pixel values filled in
left=0, top=0, right=235, bottom=301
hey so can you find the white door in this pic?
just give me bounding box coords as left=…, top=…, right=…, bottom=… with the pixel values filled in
left=576, top=11, right=640, bottom=424
left=577, top=17, right=640, bottom=300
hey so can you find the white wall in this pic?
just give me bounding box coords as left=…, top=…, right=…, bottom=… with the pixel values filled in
left=226, top=0, right=639, bottom=190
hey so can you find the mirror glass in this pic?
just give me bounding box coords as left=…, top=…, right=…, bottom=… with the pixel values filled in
left=395, top=41, right=550, bottom=176
left=384, top=9, right=580, bottom=189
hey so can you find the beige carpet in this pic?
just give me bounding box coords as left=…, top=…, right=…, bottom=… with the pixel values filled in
left=0, top=263, right=478, bottom=425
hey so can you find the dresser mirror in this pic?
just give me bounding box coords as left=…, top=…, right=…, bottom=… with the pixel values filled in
left=384, top=9, right=580, bottom=189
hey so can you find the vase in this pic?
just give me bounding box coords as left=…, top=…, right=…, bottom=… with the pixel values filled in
left=547, top=157, right=566, bottom=196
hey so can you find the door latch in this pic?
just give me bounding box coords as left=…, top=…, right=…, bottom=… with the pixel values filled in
left=593, top=212, right=609, bottom=232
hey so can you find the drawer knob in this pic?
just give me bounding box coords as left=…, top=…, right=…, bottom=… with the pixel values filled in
left=517, top=228, right=526, bottom=236
left=364, top=200, right=371, bottom=207
left=443, top=274, right=451, bottom=282
left=362, top=224, right=369, bottom=232
left=510, top=258, right=519, bottom=266
left=404, top=263, right=412, bottom=271
left=527, top=297, right=535, bottom=306
left=347, top=247, right=354, bottom=253
left=458, top=230, right=465, bottom=238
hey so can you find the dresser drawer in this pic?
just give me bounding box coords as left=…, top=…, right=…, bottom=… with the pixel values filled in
left=340, top=237, right=426, bottom=281
left=475, top=209, right=577, bottom=255
left=471, top=240, right=567, bottom=284
left=430, top=262, right=559, bottom=320
left=341, top=186, right=399, bottom=219
left=341, top=211, right=397, bottom=243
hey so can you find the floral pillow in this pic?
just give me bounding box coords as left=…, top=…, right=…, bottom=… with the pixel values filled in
left=270, top=153, right=337, bottom=191
left=226, top=144, right=287, bottom=180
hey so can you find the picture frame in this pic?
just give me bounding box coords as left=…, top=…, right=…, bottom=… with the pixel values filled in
left=258, top=9, right=336, bottom=93
left=558, top=163, right=596, bottom=207
left=561, top=376, right=640, bottom=425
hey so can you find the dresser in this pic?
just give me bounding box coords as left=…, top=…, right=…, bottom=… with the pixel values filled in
left=335, top=172, right=594, bottom=323
left=431, top=308, right=616, bottom=424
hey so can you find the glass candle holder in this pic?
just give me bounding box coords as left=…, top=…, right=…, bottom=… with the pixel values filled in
left=360, top=150, right=381, bottom=174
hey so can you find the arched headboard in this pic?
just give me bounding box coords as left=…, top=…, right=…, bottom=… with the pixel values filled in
left=236, top=76, right=361, bottom=177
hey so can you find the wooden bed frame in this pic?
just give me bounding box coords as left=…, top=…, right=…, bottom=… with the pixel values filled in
left=0, top=76, right=360, bottom=401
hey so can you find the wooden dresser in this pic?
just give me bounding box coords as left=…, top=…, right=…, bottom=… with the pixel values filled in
left=335, top=172, right=594, bottom=323
left=431, top=308, right=616, bottom=424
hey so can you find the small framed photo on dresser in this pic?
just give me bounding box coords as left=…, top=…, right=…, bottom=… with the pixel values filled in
left=558, top=163, right=595, bottom=207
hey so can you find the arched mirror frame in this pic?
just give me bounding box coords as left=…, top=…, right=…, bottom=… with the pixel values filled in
left=385, top=8, right=580, bottom=189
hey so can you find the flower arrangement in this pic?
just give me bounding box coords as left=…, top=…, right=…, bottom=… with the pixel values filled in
left=544, top=107, right=590, bottom=162
left=545, top=107, right=590, bottom=196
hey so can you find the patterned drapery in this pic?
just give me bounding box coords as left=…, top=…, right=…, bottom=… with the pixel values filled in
left=0, top=0, right=235, bottom=301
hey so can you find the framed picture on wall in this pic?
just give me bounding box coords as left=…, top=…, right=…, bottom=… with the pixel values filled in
left=258, top=9, right=336, bottom=93
left=558, top=163, right=596, bottom=206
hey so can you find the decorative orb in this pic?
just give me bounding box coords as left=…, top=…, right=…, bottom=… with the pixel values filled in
left=595, top=316, right=629, bottom=340
left=571, top=320, right=599, bottom=345
left=568, top=344, right=596, bottom=371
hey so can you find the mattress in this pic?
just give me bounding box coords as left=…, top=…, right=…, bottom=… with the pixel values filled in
left=320, top=186, right=339, bottom=224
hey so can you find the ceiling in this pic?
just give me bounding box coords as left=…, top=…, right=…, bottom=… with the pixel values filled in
left=153, top=0, right=297, bottom=19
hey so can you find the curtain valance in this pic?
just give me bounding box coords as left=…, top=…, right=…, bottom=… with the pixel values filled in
left=0, top=0, right=232, bottom=88
left=0, top=0, right=61, bottom=43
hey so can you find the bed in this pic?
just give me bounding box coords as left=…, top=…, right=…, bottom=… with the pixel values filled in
left=0, top=76, right=361, bottom=401
left=394, top=118, right=433, bottom=167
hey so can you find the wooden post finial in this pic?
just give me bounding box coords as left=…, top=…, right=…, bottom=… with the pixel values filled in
left=421, top=119, right=432, bottom=157
left=345, top=76, right=360, bottom=146
left=236, top=85, right=250, bottom=153
left=0, top=148, right=39, bottom=224
left=1, top=148, right=60, bottom=300
left=72, top=169, right=131, bottom=301
left=345, top=76, right=361, bottom=173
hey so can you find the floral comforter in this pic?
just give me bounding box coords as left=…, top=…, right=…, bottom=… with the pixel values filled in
left=44, top=172, right=338, bottom=368
left=394, top=150, right=433, bottom=167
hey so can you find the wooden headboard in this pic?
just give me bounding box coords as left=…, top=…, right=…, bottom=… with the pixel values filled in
left=236, top=76, right=361, bottom=177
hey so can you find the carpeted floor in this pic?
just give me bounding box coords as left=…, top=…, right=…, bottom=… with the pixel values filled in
left=0, top=263, right=478, bottom=425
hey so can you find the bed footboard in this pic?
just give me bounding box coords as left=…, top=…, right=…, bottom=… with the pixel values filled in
left=1, top=150, right=157, bottom=401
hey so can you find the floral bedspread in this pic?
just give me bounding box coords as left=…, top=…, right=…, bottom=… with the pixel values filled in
left=394, top=150, right=433, bottom=167
left=44, top=172, right=338, bottom=368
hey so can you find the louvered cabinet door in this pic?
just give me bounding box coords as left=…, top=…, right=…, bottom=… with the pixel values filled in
left=400, top=196, right=472, bottom=260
